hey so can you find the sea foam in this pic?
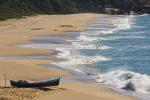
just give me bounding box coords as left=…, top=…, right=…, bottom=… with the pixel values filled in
left=96, top=70, right=150, bottom=94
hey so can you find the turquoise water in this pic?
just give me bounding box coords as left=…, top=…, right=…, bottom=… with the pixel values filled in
left=88, top=15, right=150, bottom=74
left=104, top=15, right=149, bottom=74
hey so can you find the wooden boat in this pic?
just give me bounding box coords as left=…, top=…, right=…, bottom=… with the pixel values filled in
left=10, top=78, right=60, bottom=88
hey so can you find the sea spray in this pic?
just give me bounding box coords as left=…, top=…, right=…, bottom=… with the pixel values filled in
left=96, top=70, right=150, bottom=94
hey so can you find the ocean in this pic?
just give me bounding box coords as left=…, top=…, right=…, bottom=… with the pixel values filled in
left=21, top=14, right=150, bottom=98
left=56, top=14, right=150, bottom=95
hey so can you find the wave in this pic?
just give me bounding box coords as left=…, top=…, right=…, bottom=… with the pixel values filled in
left=140, top=14, right=149, bottom=17
left=86, top=16, right=133, bottom=36
left=100, top=16, right=132, bottom=34
left=55, top=43, right=110, bottom=73
left=56, top=46, right=111, bottom=66
left=76, top=35, right=100, bottom=42
left=96, top=70, right=150, bottom=94
left=94, top=30, right=114, bottom=35
left=57, top=15, right=133, bottom=67
left=56, top=15, right=142, bottom=94
left=72, top=43, right=111, bottom=50
left=56, top=48, right=71, bottom=57
left=116, top=17, right=132, bottom=29
left=58, top=53, right=110, bottom=66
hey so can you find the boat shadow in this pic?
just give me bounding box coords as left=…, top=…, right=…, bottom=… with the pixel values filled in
left=37, top=87, right=67, bottom=92
left=37, top=87, right=54, bottom=91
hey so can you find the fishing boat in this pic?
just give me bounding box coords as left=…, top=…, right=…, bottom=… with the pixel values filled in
left=10, top=78, right=60, bottom=88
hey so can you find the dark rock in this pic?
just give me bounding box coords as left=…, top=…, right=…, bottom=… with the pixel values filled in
left=122, top=82, right=136, bottom=91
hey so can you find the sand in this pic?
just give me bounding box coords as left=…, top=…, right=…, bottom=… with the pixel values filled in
left=0, top=14, right=98, bottom=56
left=0, top=59, right=70, bottom=86
left=0, top=13, right=138, bottom=100
left=0, top=13, right=98, bottom=83
left=38, top=82, right=137, bottom=100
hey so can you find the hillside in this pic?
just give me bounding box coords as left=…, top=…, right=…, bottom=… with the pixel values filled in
left=0, top=0, right=149, bottom=20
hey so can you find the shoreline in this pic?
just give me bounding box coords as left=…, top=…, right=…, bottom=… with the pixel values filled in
left=0, top=13, right=138, bottom=100
left=0, top=13, right=99, bottom=82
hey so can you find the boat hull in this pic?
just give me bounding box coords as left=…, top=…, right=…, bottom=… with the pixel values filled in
left=10, top=78, right=60, bottom=88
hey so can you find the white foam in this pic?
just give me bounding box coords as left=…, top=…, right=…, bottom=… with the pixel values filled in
left=77, top=35, right=97, bottom=42
left=96, top=70, right=150, bottom=94
left=68, top=34, right=111, bottom=50
left=88, top=16, right=132, bottom=36
left=77, top=34, right=108, bottom=41
left=72, top=43, right=111, bottom=50
left=56, top=48, right=71, bottom=57
left=109, top=16, right=132, bottom=32
left=114, top=16, right=132, bottom=29
left=57, top=15, right=133, bottom=68
left=58, top=54, right=110, bottom=66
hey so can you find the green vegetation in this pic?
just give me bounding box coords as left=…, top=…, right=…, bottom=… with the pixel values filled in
left=0, top=0, right=149, bottom=20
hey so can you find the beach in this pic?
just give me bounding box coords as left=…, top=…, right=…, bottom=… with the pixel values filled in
left=0, top=13, right=138, bottom=100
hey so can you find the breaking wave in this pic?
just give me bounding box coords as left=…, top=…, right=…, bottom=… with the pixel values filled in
left=96, top=70, right=150, bottom=94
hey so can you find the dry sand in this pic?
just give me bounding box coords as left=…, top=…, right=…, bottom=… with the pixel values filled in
left=0, top=13, right=138, bottom=100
